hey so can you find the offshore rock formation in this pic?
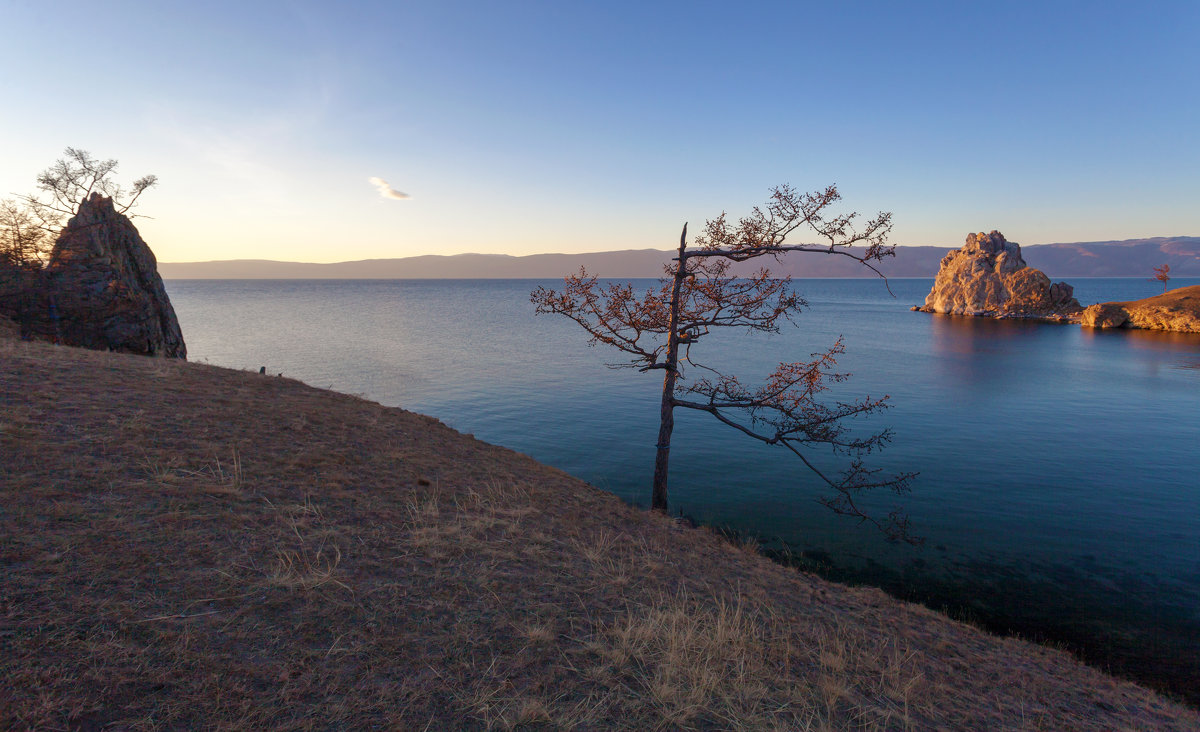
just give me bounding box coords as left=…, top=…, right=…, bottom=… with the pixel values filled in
left=917, top=231, right=1081, bottom=319
left=1080, top=285, right=1200, bottom=333
left=28, top=194, right=186, bottom=357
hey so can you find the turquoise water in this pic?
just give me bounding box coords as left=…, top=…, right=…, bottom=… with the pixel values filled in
left=165, top=277, right=1200, bottom=697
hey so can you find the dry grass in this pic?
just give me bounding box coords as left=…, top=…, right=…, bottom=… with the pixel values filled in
left=1, top=337, right=1197, bottom=730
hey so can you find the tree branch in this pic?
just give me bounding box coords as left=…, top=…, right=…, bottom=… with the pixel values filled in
left=532, top=183, right=916, bottom=540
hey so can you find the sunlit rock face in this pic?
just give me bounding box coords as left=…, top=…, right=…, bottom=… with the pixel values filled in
left=1080, top=303, right=1130, bottom=329
left=1081, top=285, right=1200, bottom=332
left=919, top=231, right=1081, bottom=318
left=34, top=193, right=186, bottom=357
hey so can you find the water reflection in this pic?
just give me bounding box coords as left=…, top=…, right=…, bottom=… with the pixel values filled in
left=1079, top=325, right=1200, bottom=377
left=928, top=312, right=1050, bottom=354
left=926, top=313, right=1066, bottom=386
left=1078, top=323, right=1200, bottom=352
left=928, top=313, right=1200, bottom=379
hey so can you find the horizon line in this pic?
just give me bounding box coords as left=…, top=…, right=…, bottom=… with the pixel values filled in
left=158, top=235, right=1199, bottom=266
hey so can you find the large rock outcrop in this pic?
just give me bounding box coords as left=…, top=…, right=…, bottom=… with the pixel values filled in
left=26, top=194, right=186, bottom=357
left=917, top=231, right=1081, bottom=319
left=1080, top=285, right=1200, bottom=332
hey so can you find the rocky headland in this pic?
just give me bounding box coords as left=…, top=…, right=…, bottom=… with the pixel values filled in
left=0, top=193, right=185, bottom=357
left=916, top=231, right=1081, bottom=319
left=1081, top=285, right=1200, bottom=332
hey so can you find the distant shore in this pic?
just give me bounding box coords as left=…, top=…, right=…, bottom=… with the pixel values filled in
left=158, top=236, right=1200, bottom=280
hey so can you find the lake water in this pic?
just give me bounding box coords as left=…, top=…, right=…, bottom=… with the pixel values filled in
left=165, top=277, right=1200, bottom=698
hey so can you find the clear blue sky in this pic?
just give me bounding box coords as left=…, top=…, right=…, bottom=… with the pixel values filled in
left=2, top=1, right=1196, bottom=262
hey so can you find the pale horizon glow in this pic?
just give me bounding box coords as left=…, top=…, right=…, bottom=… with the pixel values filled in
left=1, top=2, right=1196, bottom=264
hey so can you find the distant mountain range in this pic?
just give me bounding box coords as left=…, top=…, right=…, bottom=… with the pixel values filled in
left=158, top=236, right=1200, bottom=279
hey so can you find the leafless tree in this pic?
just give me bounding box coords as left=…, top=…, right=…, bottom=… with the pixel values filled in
left=532, top=184, right=918, bottom=543
left=1151, top=264, right=1171, bottom=293
left=0, top=199, right=50, bottom=331
left=0, top=199, right=50, bottom=268
left=15, top=147, right=157, bottom=234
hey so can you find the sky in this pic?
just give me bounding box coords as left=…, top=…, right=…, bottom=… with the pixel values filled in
left=1, top=1, right=1197, bottom=263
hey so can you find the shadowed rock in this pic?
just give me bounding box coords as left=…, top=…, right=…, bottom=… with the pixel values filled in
left=30, top=194, right=185, bottom=357
left=0, top=313, right=19, bottom=340
left=918, top=231, right=1081, bottom=319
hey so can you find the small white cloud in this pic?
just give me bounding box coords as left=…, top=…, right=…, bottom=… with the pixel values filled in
left=369, top=176, right=410, bottom=200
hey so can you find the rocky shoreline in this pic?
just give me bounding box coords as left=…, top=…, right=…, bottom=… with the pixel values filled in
left=1078, top=286, right=1200, bottom=332
left=912, top=231, right=1200, bottom=333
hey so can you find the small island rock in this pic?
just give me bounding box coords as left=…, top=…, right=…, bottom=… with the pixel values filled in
left=918, top=231, right=1081, bottom=319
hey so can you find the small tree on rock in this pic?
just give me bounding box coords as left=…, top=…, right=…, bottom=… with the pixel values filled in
left=1151, top=264, right=1171, bottom=293
left=15, top=147, right=157, bottom=234
left=532, top=184, right=918, bottom=542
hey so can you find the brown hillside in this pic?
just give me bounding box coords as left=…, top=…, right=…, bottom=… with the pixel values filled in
left=1, top=339, right=1196, bottom=730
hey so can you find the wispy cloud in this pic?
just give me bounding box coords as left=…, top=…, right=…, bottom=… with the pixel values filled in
left=369, top=176, right=410, bottom=200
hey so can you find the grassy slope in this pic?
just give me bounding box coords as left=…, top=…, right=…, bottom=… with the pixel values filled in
left=1, top=339, right=1197, bottom=730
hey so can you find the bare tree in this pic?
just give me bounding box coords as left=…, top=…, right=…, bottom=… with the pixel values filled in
left=0, top=199, right=50, bottom=267
left=15, top=147, right=157, bottom=234
left=532, top=184, right=917, bottom=542
left=0, top=199, right=50, bottom=332
left=1151, top=263, right=1171, bottom=293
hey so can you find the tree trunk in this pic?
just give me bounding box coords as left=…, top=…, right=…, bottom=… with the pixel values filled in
left=651, top=368, right=677, bottom=512
left=651, top=223, right=688, bottom=512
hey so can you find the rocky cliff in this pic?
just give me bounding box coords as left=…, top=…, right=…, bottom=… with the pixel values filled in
left=24, top=194, right=186, bottom=357
left=1080, top=285, right=1200, bottom=332
left=917, top=231, right=1081, bottom=319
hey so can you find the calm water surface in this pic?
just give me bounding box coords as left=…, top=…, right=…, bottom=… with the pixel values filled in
left=165, top=277, right=1200, bottom=693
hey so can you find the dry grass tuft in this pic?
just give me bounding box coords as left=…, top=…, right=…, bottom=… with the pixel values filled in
left=607, top=595, right=785, bottom=726
left=261, top=496, right=351, bottom=592
left=268, top=541, right=347, bottom=592
left=583, top=593, right=926, bottom=730
left=210, top=445, right=244, bottom=493
left=520, top=622, right=556, bottom=645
